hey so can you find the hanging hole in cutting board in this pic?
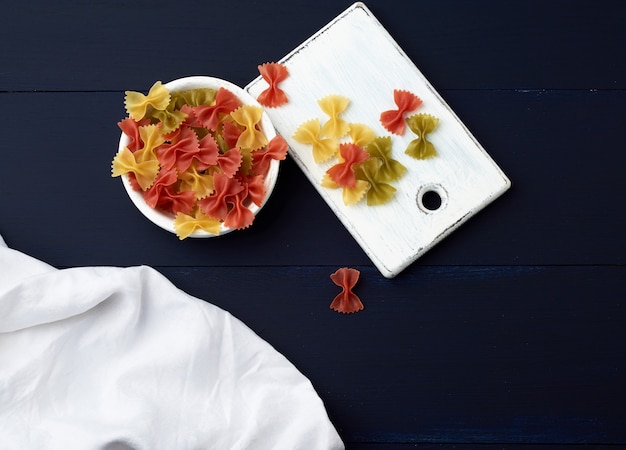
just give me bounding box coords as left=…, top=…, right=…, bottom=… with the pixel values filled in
left=417, top=184, right=447, bottom=213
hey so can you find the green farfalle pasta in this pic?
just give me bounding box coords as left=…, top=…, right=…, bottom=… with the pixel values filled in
left=355, top=157, right=397, bottom=206
left=170, top=88, right=217, bottom=109
left=151, top=108, right=188, bottom=134
left=366, top=136, right=407, bottom=182
left=405, top=113, right=439, bottom=159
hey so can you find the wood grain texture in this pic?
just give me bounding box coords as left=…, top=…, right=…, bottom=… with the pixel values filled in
left=0, top=0, right=623, bottom=91
left=159, top=265, right=626, bottom=445
left=0, top=0, right=624, bottom=447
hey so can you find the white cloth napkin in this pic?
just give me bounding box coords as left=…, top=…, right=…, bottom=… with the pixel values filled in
left=0, top=235, right=343, bottom=450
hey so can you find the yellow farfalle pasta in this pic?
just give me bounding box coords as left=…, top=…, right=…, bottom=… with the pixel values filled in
left=124, top=81, right=171, bottom=121
left=321, top=173, right=370, bottom=206
left=341, top=180, right=370, bottom=205
left=111, top=147, right=160, bottom=191
left=318, top=95, right=350, bottom=139
left=231, top=105, right=268, bottom=150
left=293, top=118, right=338, bottom=163
left=366, top=136, right=407, bottom=182
left=405, top=113, right=439, bottom=159
left=173, top=207, right=221, bottom=240
left=137, top=124, right=166, bottom=162
left=348, top=123, right=376, bottom=147
left=321, top=173, right=338, bottom=189
left=178, top=164, right=215, bottom=200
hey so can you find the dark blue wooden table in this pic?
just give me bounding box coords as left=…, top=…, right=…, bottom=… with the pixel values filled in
left=1, top=0, right=625, bottom=447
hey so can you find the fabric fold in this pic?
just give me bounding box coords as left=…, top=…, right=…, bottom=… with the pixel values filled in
left=0, top=235, right=343, bottom=450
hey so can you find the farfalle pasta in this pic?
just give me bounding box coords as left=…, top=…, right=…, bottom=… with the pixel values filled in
left=124, top=81, right=171, bottom=121
left=348, top=123, right=376, bottom=147
left=174, top=207, right=221, bottom=240
left=355, top=158, right=397, bottom=206
left=292, top=119, right=338, bottom=163
left=329, top=267, right=363, bottom=313
left=156, top=126, right=200, bottom=173
left=171, top=88, right=217, bottom=109
left=111, top=147, right=160, bottom=191
left=193, top=87, right=240, bottom=131
left=405, top=113, right=439, bottom=159
left=231, top=105, right=268, bottom=151
left=379, top=89, right=422, bottom=135
left=256, top=62, right=289, bottom=108
left=252, top=134, right=289, bottom=176
left=178, top=163, right=215, bottom=200
left=366, top=136, right=406, bottom=182
left=318, top=95, right=351, bottom=139
left=294, top=93, right=412, bottom=206
left=112, top=80, right=286, bottom=239
left=326, top=143, right=369, bottom=188
left=118, top=117, right=149, bottom=152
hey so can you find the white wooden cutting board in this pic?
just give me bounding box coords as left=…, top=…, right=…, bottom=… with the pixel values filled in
left=246, top=2, right=510, bottom=278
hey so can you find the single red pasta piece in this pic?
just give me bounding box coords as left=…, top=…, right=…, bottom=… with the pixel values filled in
left=143, top=167, right=195, bottom=215
left=143, top=167, right=177, bottom=208
left=329, top=267, right=363, bottom=313
left=156, top=125, right=200, bottom=173
left=236, top=173, right=266, bottom=207
left=156, top=186, right=196, bottom=215
left=127, top=172, right=141, bottom=191
left=197, top=172, right=244, bottom=220
left=194, top=133, right=220, bottom=171
left=379, top=89, right=422, bottom=135
left=222, top=121, right=243, bottom=149
left=118, top=117, right=150, bottom=152
left=252, top=134, right=288, bottom=176
left=326, top=143, right=369, bottom=188
left=194, top=87, right=240, bottom=131
left=257, top=62, right=289, bottom=108
left=216, top=148, right=242, bottom=178
left=247, top=174, right=266, bottom=207
left=180, top=104, right=202, bottom=128
left=224, top=185, right=255, bottom=230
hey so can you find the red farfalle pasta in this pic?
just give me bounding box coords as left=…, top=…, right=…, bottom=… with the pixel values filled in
left=194, top=133, right=220, bottom=171
left=194, top=87, right=241, bottom=131
left=329, top=267, right=363, bottom=314
left=180, top=104, right=201, bottom=128
left=252, top=134, right=288, bottom=176
left=222, top=121, right=243, bottom=149
left=223, top=185, right=255, bottom=230
left=256, top=62, right=289, bottom=108
left=326, top=143, right=369, bottom=188
left=118, top=117, right=150, bottom=152
left=156, top=125, right=200, bottom=173
left=216, top=148, right=242, bottom=178
left=379, top=89, right=422, bottom=135
left=240, top=174, right=266, bottom=207
left=197, top=172, right=244, bottom=220
left=143, top=167, right=196, bottom=215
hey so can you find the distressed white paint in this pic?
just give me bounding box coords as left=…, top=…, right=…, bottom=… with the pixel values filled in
left=246, top=2, right=510, bottom=278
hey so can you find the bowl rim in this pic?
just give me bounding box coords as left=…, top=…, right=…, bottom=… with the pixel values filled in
left=118, top=76, right=280, bottom=238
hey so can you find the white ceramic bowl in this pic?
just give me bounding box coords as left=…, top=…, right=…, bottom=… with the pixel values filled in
left=118, top=76, right=280, bottom=237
